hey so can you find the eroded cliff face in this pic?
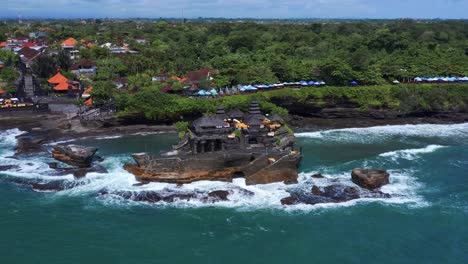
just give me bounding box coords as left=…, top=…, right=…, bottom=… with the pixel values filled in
left=275, top=95, right=466, bottom=118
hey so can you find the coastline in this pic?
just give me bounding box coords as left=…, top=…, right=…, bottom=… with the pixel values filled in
left=1, top=112, right=467, bottom=142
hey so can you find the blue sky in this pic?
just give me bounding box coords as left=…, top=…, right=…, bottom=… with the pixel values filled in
left=0, top=0, right=467, bottom=19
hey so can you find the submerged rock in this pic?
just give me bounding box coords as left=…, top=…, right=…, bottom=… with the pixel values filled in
left=311, top=173, right=325, bottom=179
left=208, top=190, right=230, bottom=201
left=0, top=165, right=20, bottom=171
left=50, top=165, right=108, bottom=178
left=52, top=144, right=98, bottom=168
left=351, top=168, right=390, bottom=190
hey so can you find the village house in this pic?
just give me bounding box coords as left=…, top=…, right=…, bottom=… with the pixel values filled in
left=152, top=72, right=169, bottom=82
left=61, top=38, right=79, bottom=59
left=70, top=60, right=97, bottom=77
left=48, top=72, right=78, bottom=94
left=113, top=78, right=129, bottom=89
left=135, top=37, right=146, bottom=44
left=17, top=47, right=41, bottom=68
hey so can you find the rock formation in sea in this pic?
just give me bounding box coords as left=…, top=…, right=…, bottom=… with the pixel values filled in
left=52, top=144, right=98, bottom=168
left=125, top=102, right=302, bottom=185
left=281, top=169, right=391, bottom=206
left=351, top=168, right=390, bottom=190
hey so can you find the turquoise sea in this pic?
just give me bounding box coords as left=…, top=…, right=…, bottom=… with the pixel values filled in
left=0, top=123, right=467, bottom=264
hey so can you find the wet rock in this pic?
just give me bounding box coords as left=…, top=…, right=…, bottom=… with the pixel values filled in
left=311, top=185, right=322, bottom=195
left=311, top=173, right=325, bottom=179
left=281, top=195, right=299, bottom=205
left=15, top=135, right=46, bottom=155
left=52, top=144, right=98, bottom=168
left=322, top=185, right=360, bottom=202
left=351, top=168, right=390, bottom=190
left=51, top=165, right=108, bottom=178
left=208, top=190, right=230, bottom=201
left=94, top=155, right=105, bottom=162
left=15, top=129, right=61, bottom=156
left=284, top=179, right=298, bottom=185
left=294, top=192, right=335, bottom=205
left=48, top=162, right=59, bottom=169
left=362, top=191, right=391, bottom=199
left=4, top=177, right=84, bottom=192
left=0, top=165, right=20, bottom=171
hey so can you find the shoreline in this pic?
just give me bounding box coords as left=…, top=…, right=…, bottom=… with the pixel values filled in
left=1, top=112, right=467, bottom=143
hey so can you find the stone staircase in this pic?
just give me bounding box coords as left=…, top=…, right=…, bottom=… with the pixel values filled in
left=23, top=73, right=34, bottom=98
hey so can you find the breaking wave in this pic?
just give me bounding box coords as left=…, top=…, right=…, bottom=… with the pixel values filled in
left=379, top=145, right=446, bottom=161
left=295, top=123, right=468, bottom=143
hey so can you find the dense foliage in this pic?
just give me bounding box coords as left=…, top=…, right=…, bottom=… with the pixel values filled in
left=3, top=20, right=468, bottom=87
left=113, top=84, right=468, bottom=122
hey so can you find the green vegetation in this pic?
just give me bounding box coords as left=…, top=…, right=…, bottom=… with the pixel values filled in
left=3, top=20, right=468, bottom=86
left=233, top=130, right=241, bottom=137
left=1, top=20, right=467, bottom=120
left=174, top=121, right=189, bottom=138
left=113, top=84, right=468, bottom=123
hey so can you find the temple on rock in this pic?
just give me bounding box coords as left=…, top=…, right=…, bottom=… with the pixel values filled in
left=125, top=101, right=301, bottom=186
left=185, top=101, right=287, bottom=154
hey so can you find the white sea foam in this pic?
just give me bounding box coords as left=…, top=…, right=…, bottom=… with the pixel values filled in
left=295, top=123, right=468, bottom=142
left=379, top=145, right=446, bottom=161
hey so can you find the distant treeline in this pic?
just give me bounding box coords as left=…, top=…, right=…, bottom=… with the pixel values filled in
left=2, top=19, right=468, bottom=87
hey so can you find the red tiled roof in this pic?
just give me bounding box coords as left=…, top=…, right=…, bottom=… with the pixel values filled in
left=85, top=98, right=93, bottom=106
left=0, top=42, right=7, bottom=48
left=61, top=38, right=77, bottom=47
left=18, top=47, right=40, bottom=61
left=54, top=82, right=77, bottom=91
left=22, top=42, right=37, bottom=48
left=83, top=86, right=93, bottom=95
left=171, top=76, right=188, bottom=83
left=0, top=88, right=5, bottom=94
left=48, top=73, right=68, bottom=84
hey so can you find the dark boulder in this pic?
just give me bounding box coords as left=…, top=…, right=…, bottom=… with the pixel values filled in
left=51, top=165, right=108, bottom=178
left=281, top=195, right=299, bottom=205
left=311, top=173, right=325, bottom=179
left=322, top=185, right=360, bottom=202
left=15, top=135, right=46, bottom=155
left=48, top=162, right=59, bottom=169
left=208, top=190, right=230, bottom=201
left=311, top=185, right=322, bottom=195
left=351, top=168, right=390, bottom=190
left=52, top=144, right=98, bottom=168
left=0, top=165, right=20, bottom=171
left=295, top=192, right=336, bottom=205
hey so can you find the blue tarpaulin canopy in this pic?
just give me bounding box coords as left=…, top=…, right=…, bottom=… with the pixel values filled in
left=210, top=89, right=218, bottom=95
left=350, top=81, right=358, bottom=85
left=197, top=90, right=211, bottom=96
left=308, top=81, right=315, bottom=85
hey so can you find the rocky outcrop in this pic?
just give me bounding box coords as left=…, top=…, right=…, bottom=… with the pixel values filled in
left=244, top=154, right=300, bottom=185
left=125, top=151, right=301, bottom=185
left=52, top=145, right=98, bottom=168
left=351, top=168, right=390, bottom=190
left=282, top=183, right=391, bottom=206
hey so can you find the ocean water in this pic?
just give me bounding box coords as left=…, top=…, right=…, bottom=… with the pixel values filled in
left=0, top=124, right=467, bottom=264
